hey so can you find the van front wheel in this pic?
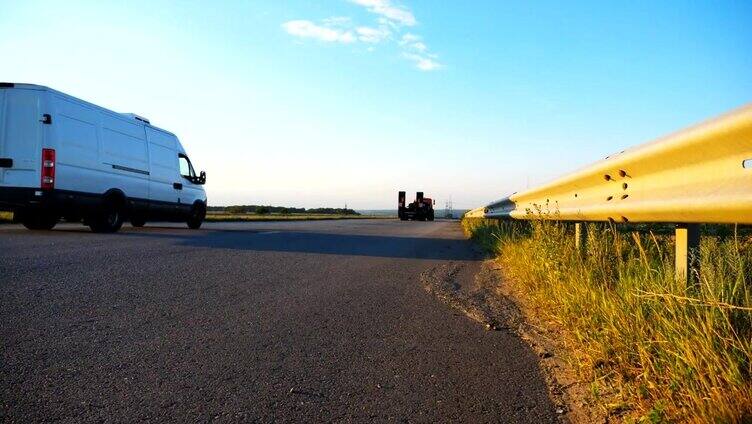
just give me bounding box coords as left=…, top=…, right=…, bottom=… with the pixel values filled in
left=187, top=204, right=205, bottom=229
left=130, top=217, right=146, bottom=228
left=21, top=212, right=58, bottom=230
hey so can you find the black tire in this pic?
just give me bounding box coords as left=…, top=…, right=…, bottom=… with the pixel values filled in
left=187, top=203, right=205, bottom=229
left=21, top=212, right=58, bottom=230
left=89, top=199, right=124, bottom=233
left=130, top=217, right=146, bottom=228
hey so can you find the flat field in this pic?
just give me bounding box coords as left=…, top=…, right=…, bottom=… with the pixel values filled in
left=205, top=211, right=392, bottom=222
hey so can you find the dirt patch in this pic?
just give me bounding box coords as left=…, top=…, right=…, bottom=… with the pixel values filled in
left=420, top=260, right=606, bottom=424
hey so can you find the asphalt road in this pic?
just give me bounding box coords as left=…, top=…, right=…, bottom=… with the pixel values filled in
left=0, top=219, right=557, bottom=423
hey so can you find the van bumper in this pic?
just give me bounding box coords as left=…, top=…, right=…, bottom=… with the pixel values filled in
left=0, top=187, right=101, bottom=216
left=0, top=187, right=51, bottom=211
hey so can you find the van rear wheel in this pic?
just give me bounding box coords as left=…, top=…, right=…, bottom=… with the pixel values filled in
left=21, top=212, right=58, bottom=230
left=89, top=201, right=124, bottom=233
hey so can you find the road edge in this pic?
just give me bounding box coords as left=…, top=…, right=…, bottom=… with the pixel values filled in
left=419, top=260, right=579, bottom=423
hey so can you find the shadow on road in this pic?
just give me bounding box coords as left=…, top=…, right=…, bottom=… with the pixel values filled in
left=105, top=228, right=483, bottom=260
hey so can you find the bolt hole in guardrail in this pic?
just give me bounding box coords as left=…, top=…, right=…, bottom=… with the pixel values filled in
left=622, top=183, right=628, bottom=190
left=607, top=196, right=614, bottom=201
left=744, top=159, right=752, bottom=168
left=604, top=174, right=612, bottom=181
left=619, top=169, right=627, bottom=177
left=621, top=194, right=629, bottom=199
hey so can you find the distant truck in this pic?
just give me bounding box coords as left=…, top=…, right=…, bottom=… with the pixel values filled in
left=0, top=83, right=207, bottom=232
left=398, top=191, right=435, bottom=221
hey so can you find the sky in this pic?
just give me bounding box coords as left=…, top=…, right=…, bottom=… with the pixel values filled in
left=1, top=1, right=750, bottom=209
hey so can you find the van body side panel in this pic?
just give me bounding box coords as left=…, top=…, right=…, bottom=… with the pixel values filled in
left=180, top=178, right=204, bottom=207
left=52, top=95, right=150, bottom=209
left=52, top=95, right=103, bottom=195
left=0, top=89, right=4, bottom=185
left=0, top=88, right=42, bottom=188
left=100, top=114, right=149, bottom=201
left=146, top=127, right=179, bottom=213
left=0, top=89, right=5, bottom=185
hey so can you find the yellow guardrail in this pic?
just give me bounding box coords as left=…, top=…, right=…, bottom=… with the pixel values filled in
left=465, top=104, right=752, bottom=224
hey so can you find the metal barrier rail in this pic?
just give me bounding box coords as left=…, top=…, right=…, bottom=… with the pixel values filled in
left=464, top=104, right=752, bottom=282
left=466, top=104, right=752, bottom=223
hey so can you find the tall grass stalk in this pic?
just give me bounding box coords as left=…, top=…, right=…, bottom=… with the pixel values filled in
left=462, top=218, right=752, bottom=422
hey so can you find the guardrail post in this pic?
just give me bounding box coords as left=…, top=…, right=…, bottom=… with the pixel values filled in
left=675, top=224, right=700, bottom=287
left=575, top=222, right=587, bottom=255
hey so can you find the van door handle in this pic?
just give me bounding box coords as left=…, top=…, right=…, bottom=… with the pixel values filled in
left=173, top=182, right=183, bottom=190
left=0, top=158, right=12, bottom=168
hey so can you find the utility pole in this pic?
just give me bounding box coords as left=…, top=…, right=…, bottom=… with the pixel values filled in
left=445, top=196, right=453, bottom=219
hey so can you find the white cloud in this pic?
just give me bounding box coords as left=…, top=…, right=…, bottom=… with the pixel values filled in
left=399, top=33, right=420, bottom=44
left=282, top=5, right=444, bottom=71
left=356, top=26, right=390, bottom=43
left=377, top=17, right=399, bottom=30
left=322, top=16, right=352, bottom=28
left=399, top=34, right=441, bottom=71
left=349, top=0, right=416, bottom=26
left=403, top=53, right=442, bottom=71
left=410, top=41, right=427, bottom=52
left=282, top=20, right=355, bottom=43
left=400, top=34, right=427, bottom=52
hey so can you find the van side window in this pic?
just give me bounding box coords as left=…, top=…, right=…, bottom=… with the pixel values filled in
left=178, top=154, right=197, bottom=180
left=179, top=156, right=191, bottom=177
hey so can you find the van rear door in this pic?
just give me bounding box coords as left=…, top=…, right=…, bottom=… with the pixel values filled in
left=0, top=87, right=42, bottom=188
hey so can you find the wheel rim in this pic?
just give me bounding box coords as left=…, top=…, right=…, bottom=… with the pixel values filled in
left=107, top=211, right=119, bottom=227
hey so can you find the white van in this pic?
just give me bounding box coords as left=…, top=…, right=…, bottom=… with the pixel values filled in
left=0, top=83, right=207, bottom=232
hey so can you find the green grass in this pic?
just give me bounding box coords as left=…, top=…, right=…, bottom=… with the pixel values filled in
left=462, top=217, right=752, bottom=423
left=205, top=212, right=391, bottom=222
left=0, top=211, right=13, bottom=223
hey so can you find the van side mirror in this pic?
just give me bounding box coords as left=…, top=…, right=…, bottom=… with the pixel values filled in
left=198, top=171, right=206, bottom=185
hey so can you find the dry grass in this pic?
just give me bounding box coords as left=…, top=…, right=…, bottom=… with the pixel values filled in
left=0, top=211, right=13, bottom=223
left=462, top=217, right=752, bottom=423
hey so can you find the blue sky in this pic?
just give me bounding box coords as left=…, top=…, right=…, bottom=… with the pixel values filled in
left=1, top=1, right=750, bottom=208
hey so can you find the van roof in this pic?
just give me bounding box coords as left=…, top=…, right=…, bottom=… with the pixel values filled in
left=0, top=82, right=173, bottom=136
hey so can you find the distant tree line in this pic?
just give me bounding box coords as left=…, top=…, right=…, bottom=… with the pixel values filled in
left=207, top=205, right=360, bottom=216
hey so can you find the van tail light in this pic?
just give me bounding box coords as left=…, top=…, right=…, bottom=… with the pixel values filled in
left=41, top=148, right=55, bottom=190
